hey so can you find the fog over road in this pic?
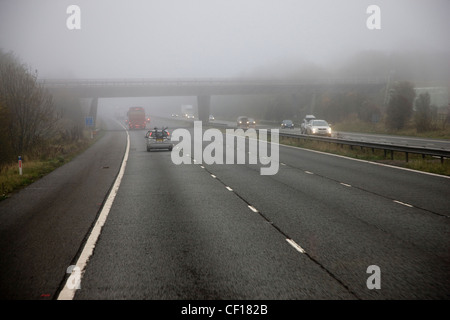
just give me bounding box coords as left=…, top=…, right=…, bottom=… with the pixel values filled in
left=0, top=116, right=449, bottom=301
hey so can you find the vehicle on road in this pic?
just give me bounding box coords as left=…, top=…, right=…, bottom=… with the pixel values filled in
left=209, top=115, right=215, bottom=121
left=237, top=116, right=249, bottom=128
left=185, top=113, right=195, bottom=119
left=300, top=115, right=316, bottom=134
left=181, top=105, right=193, bottom=118
left=305, top=119, right=332, bottom=137
left=247, top=118, right=256, bottom=128
left=127, top=106, right=146, bottom=130
left=281, top=119, right=294, bottom=129
left=145, top=127, right=173, bottom=151
left=237, top=116, right=255, bottom=128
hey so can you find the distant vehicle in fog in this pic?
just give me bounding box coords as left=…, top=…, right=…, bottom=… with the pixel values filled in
left=305, top=119, right=332, bottom=137
left=127, top=107, right=146, bottom=130
left=181, top=105, right=193, bottom=118
left=236, top=116, right=255, bottom=128
left=247, top=118, right=256, bottom=128
left=281, top=120, right=294, bottom=129
left=237, top=116, right=249, bottom=128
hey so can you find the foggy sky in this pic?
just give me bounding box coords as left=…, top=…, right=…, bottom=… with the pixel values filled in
left=0, top=0, right=449, bottom=79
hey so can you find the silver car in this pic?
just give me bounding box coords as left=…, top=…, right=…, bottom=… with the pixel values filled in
left=145, top=127, right=173, bottom=151
left=306, top=119, right=332, bottom=137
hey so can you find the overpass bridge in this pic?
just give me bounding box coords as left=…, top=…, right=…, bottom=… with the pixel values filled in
left=40, top=77, right=388, bottom=123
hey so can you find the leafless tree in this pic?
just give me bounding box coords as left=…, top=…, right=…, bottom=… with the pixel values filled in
left=0, top=50, right=59, bottom=161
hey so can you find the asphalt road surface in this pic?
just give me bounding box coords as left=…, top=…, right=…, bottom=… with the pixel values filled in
left=0, top=116, right=449, bottom=302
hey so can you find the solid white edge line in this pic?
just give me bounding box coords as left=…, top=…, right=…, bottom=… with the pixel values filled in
left=286, top=239, right=306, bottom=254
left=280, top=143, right=450, bottom=179
left=57, top=124, right=130, bottom=300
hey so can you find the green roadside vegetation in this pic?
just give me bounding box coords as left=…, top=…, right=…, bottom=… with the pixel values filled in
left=279, top=135, right=450, bottom=176
left=332, top=114, right=450, bottom=140
left=0, top=49, right=105, bottom=201
left=0, top=129, right=103, bottom=201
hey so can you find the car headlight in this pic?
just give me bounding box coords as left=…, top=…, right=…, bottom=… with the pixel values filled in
left=327, top=128, right=332, bottom=134
left=312, top=128, right=316, bottom=133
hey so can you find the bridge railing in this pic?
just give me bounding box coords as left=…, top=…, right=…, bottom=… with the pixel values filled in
left=272, top=130, right=450, bottom=164
left=38, top=77, right=388, bottom=88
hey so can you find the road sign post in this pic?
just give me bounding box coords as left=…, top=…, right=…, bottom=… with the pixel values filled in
left=85, top=116, right=94, bottom=139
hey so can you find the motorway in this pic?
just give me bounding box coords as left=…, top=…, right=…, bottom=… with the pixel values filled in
left=0, top=116, right=449, bottom=301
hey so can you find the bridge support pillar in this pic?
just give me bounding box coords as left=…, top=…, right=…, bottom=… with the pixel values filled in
left=89, top=97, right=98, bottom=127
left=197, top=95, right=211, bottom=123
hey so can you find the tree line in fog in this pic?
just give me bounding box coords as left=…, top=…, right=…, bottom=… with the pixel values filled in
left=0, top=49, right=85, bottom=171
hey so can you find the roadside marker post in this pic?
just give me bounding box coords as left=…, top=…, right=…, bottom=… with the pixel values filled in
left=18, top=156, right=22, bottom=175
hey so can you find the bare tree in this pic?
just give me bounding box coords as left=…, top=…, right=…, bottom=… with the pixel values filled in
left=0, top=50, right=59, bottom=158
left=386, top=81, right=416, bottom=130
left=414, top=92, right=431, bottom=132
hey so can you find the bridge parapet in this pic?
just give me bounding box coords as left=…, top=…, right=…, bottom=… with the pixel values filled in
left=39, top=77, right=388, bottom=88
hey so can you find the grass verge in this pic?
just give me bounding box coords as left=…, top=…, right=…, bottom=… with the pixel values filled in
left=279, top=135, right=450, bottom=176
left=332, top=116, right=450, bottom=140
left=0, top=129, right=104, bottom=201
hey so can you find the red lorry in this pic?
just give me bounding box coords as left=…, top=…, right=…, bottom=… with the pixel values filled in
left=127, top=107, right=146, bottom=130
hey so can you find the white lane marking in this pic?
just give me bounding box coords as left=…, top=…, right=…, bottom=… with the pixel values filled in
left=280, top=144, right=450, bottom=179
left=58, top=124, right=130, bottom=300
left=286, top=239, right=306, bottom=254
left=211, top=174, right=216, bottom=178
left=393, top=200, right=414, bottom=208
left=200, top=165, right=205, bottom=169
left=305, top=171, right=314, bottom=175
left=226, top=186, right=233, bottom=191
left=280, top=162, right=286, bottom=166
left=340, top=182, right=352, bottom=187
left=248, top=205, right=258, bottom=213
